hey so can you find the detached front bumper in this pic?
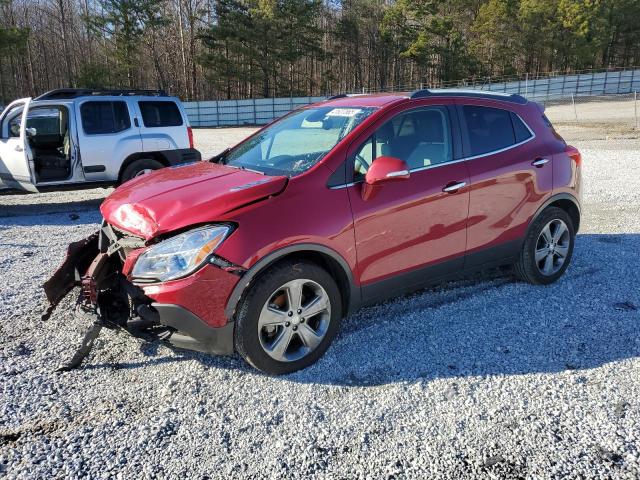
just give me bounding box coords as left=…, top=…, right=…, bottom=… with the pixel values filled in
left=44, top=228, right=241, bottom=357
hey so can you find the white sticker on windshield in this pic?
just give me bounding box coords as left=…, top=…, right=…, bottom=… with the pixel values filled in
left=326, top=108, right=361, bottom=117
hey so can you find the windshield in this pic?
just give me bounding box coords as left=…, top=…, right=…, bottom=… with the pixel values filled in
left=222, top=106, right=375, bottom=176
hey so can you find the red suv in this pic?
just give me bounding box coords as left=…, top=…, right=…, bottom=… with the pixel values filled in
left=46, top=89, right=582, bottom=374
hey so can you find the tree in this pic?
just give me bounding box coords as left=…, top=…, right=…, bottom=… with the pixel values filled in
left=87, top=0, right=168, bottom=86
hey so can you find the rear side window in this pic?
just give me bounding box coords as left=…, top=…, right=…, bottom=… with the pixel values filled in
left=463, top=106, right=515, bottom=156
left=139, top=101, right=183, bottom=127
left=81, top=101, right=131, bottom=135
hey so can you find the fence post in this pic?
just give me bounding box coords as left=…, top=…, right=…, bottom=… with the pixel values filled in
left=571, top=93, right=578, bottom=123
left=635, top=91, right=638, bottom=130
left=215, top=100, right=220, bottom=128
left=253, top=98, right=257, bottom=125
left=524, top=72, right=528, bottom=97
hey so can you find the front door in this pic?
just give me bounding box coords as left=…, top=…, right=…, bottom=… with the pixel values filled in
left=0, top=98, right=38, bottom=192
left=345, top=105, right=470, bottom=302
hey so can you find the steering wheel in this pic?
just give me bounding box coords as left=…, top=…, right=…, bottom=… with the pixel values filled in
left=355, top=152, right=371, bottom=172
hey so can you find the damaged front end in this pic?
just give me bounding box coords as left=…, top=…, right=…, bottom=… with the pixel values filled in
left=45, top=222, right=231, bottom=371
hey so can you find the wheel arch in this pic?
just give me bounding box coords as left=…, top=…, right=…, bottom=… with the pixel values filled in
left=225, top=244, right=360, bottom=322
left=531, top=193, right=581, bottom=232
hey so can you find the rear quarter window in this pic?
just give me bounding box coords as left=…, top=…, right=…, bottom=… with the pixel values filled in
left=139, top=101, right=183, bottom=127
left=81, top=101, right=131, bottom=135
left=510, top=112, right=533, bottom=143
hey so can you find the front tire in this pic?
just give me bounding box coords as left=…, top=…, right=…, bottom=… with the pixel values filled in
left=514, top=206, right=575, bottom=285
left=234, top=260, right=342, bottom=375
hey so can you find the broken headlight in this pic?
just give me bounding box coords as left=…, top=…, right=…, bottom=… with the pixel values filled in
left=132, top=225, right=231, bottom=282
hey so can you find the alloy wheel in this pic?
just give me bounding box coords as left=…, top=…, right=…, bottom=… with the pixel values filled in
left=535, top=218, right=570, bottom=276
left=257, top=279, right=331, bottom=362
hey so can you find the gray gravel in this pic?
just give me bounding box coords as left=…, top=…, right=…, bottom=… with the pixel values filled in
left=1, top=129, right=639, bottom=479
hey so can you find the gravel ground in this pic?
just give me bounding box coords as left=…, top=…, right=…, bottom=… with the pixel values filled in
left=1, top=123, right=639, bottom=478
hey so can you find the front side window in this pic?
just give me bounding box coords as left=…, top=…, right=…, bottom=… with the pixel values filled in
left=353, top=106, right=452, bottom=180
left=6, top=107, right=23, bottom=137
left=139, top=101, right=183, bottom=127
left=81, top=101, right=131, bottom=135
left=223, top=106, right=375, bottom=177
left=463, top=105, right=531, bottom=156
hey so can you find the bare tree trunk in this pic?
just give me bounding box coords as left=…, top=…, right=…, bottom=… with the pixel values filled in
left=57, top=0, right=74, bottom=85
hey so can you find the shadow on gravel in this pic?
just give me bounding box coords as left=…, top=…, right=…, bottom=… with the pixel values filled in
left=0, top=198, right=104, bottom=222
left=75, top=233, right=640, bottom=385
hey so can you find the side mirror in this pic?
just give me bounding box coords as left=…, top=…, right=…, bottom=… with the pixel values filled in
left=9, top=124, right=20, bottom=137
left=362, top=156, right=410, bottom=200
left=26, top=127, right=37, bottom=138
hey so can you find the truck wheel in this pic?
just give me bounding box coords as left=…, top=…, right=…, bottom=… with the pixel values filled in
left=120, top=159, right=164, bottom=184
left=234, top=260, right=342, bottom=375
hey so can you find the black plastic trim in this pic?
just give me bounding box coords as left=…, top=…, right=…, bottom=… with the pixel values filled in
left=152, top=303, right=234, bottom=355
left=530, top=193, right=581, bottom=229
left=83, top=165, right=106, bottom=173
left=362, top=256, right=465, bottom=305
left=224, top=244, right=359, bottom=319
left=410, top=89, right=528, bottom=105
left=158, top=148, right=202, bottom=166
left=361, top=240, right=522, bottom=306
left=35, top=88, right=167, bottom=100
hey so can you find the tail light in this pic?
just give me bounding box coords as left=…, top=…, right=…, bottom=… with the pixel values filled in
left=187, top=126, right=194, bottom=149
left=566, top=145, right=582, bottom=166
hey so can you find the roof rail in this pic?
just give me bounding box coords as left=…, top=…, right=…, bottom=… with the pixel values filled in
left=35, top=88, right=168, bottom=100
left=325, top=94, right=348, bottom=100
left=409, top=88, right=528, bottom=105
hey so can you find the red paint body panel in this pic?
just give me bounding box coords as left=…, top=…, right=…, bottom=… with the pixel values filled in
left=215, top=165, right=358, bottom=279
left=139, top=263, right=240, bottom=328
left=347, top=164, right=470, bottom=285
left=100, top=161, right=287, bottom=239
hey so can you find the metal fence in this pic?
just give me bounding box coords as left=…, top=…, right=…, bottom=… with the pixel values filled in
left=544, top=92, right=639, bottom=129
left=184, top=67, right=640, bottom=127
left=183, top=96, right=326, bottom=128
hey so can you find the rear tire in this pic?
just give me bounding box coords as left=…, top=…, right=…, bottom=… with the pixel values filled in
left=120, top=158, right=164, bottom=184
left=234, top=260, right=342, bottom=375
left=514, top=206, right=575, bottom=285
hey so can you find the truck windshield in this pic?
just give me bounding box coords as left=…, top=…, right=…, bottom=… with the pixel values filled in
left=223, top=106, right=375, bottom=176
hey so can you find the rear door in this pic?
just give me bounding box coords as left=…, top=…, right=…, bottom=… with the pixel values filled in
left=135, top=99, right=188, bottom=151
left=458, top=101, right=554, bottom=268
left=345, top=104, right=470, bottom=302
left=0, top=98, right=38, bottom=192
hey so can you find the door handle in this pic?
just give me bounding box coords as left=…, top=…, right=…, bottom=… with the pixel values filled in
left=532, top=158, right=550, bottom=167
left=15, top=145, right=23, bottom=152
left=442, top=181, right=466, bottom=193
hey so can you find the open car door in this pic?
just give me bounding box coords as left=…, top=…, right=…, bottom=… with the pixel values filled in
left=0, top=97, right=38, bottom=192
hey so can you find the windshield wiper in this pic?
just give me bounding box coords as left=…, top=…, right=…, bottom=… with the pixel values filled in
left=223, top=163, right=266, bottom=175
left=209, top=148, right=230, bottom=164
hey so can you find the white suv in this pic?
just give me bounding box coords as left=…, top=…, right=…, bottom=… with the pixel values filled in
left=0, top=89, right=201, bottom=192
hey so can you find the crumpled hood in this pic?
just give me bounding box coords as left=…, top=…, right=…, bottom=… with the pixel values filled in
left=101, top=162, right=287, bottom=240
